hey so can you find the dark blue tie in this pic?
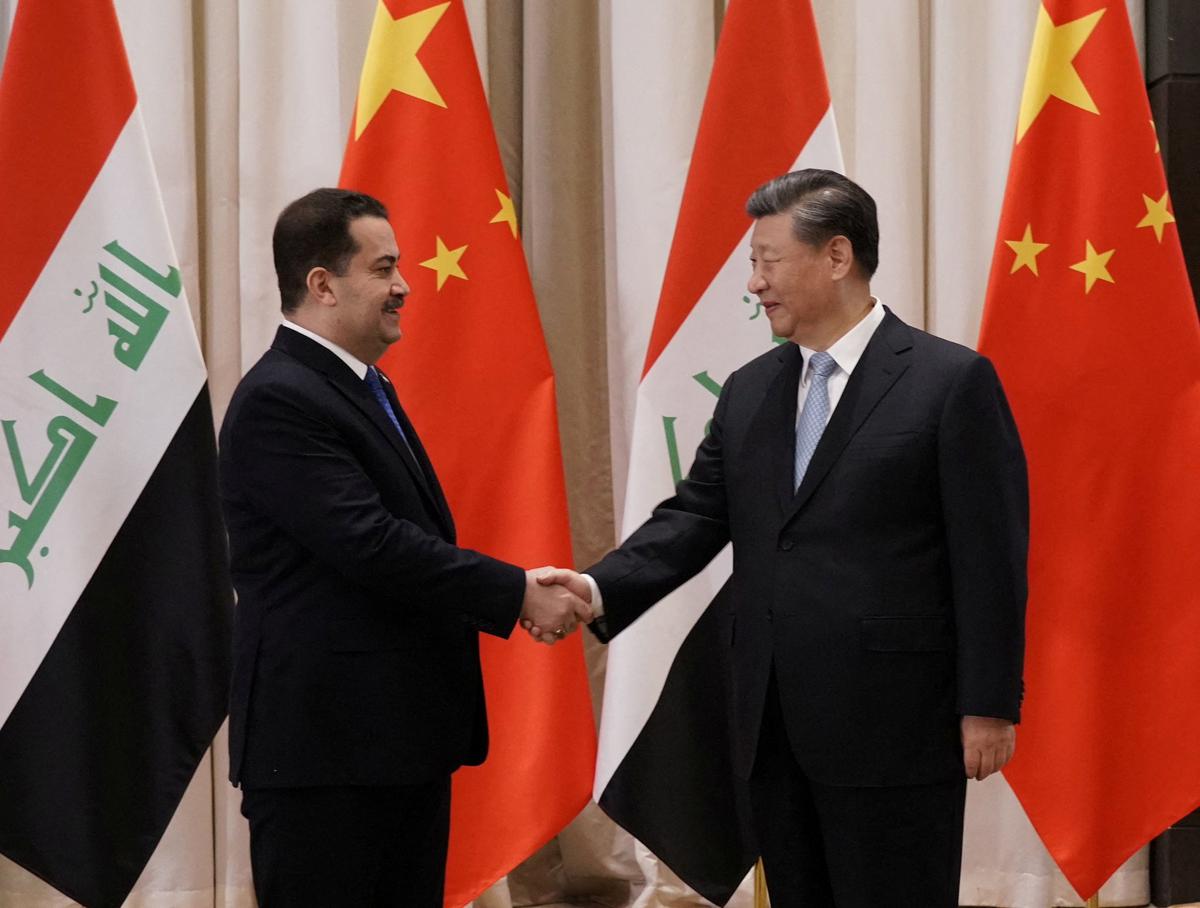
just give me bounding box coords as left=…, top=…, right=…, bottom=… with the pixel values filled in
left=365, top=365, right=411, bottom=447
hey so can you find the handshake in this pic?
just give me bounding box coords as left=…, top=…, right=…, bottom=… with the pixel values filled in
left=519, top=567, right=594, bottom=645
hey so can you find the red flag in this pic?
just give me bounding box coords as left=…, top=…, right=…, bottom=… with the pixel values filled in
left=979, top=1, right=1200, bottom=897
left=338, top=1, right=595, bottom=904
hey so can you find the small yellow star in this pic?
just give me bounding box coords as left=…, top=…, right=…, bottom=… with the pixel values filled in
left=489, top=189, right=518, bottom=238
left=1137, top=191, right=1175, bottom=243
left=1004, top=224, right=1050, bottom=276
left=420, top=236, right=468, bottom=290
left=1149, top=119, right=1160, bottom=153
left=354, top=2, right=451, bottom=140
left=1017, top=5, right=1105, bottom=142
left=1069, top=240, right=1115, bottom=294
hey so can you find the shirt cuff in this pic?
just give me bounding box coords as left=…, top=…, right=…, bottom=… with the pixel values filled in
left=582, top=573, right=605, bottom=617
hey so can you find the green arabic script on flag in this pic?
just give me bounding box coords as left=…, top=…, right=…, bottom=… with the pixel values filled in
left=1, top=239, right=176, bottom=587
left=660, top=295, right=783, bottom=484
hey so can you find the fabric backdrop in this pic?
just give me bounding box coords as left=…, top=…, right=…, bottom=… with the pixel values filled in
left=0, top=1, right=1161, bottom=906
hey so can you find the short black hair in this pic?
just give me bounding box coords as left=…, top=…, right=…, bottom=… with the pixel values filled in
left=273, top=188, right=389, bottom=313
left=746, top=169, right=879, bottom=279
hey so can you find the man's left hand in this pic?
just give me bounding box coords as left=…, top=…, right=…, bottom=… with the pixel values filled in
left=961, top=715, right=1016, bottom=781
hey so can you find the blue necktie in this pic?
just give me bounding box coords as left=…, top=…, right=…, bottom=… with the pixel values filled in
left=365, top=366, right=411, bottom=448
left=794, top=352, right=837, bottom=489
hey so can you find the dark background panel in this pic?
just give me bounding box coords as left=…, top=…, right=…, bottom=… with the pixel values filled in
left=1147, top=1, right=1200, bottom=905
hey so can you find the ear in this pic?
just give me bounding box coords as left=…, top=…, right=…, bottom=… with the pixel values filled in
left=827, top=236, right=855, bottom=281
left=306, top=266, right=337, bottom=307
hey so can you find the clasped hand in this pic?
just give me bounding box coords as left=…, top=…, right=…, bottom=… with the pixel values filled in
left=520, top=567, right=593, bottom=645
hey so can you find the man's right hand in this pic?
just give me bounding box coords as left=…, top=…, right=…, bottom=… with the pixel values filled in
left=520, top=568, right=593, bottom=645
left=534, top=567, right=593, bottom=605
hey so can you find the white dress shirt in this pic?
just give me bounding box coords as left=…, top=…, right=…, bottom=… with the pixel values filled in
left=793, top=298, right=885, bottom=426
left=281, top=320, right=369, bottom=380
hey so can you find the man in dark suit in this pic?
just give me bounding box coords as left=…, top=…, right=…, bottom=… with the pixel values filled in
left=219, top=188, right=590, bottom=907
left=538, top=170, right=1027, bottom=906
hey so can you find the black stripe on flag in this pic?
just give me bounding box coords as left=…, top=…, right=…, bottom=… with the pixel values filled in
left=0, top=386, right=233, bottom=908
left=597, top=581, right=757, bottom=907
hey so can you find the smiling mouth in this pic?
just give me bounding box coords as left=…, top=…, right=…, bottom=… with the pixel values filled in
left=383, top=298, right=404, bottom=315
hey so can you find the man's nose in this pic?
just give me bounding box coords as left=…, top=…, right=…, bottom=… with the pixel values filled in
left=394, top=271, right=411, bottom=296
left=747, top=268, right=766, bottom=294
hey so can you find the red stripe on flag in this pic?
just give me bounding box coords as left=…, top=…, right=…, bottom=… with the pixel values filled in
left=0, top=0, right=135, bottom=341
left=642, top=0, right=831, bottom=377
left=980, top=0, right=1200, bottom=897
left=339, top=2, right=595, bottom=904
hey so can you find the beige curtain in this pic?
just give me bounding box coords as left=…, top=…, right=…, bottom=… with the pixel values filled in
left=0, top=1, right=1161, bottom=906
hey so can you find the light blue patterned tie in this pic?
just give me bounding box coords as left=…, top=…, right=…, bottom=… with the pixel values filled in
left=365, top=365, right=411, bottom=447
left=794, top=351, right=837, bottom=489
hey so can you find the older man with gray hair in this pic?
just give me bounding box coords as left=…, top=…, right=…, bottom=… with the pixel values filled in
left=541, top=169, right=1028, bottom=906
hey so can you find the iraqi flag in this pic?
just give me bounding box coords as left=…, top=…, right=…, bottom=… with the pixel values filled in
left=338, top=2, right=596, bottom=904
left=0, top=3, right=233, bottom=906
left=594, top=0, right=843, bottom=903
left=980, top=0, right=1200, bottom=898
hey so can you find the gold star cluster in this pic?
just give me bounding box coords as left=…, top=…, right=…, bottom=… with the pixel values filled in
left=1004, top=5, right=1176, bottom=295
left=1004, top=187, right=1175, bottom=295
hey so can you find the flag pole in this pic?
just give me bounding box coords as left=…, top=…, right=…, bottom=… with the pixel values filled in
left=754, top=859, right=769, bottom=908
left=1086, top=895, right=1100, bottom=908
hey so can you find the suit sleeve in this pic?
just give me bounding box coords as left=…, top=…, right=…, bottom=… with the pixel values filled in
left=938, top=355, right=1029, bottom=721
left=588, top=373, right=735, bottom=641
left=226, top=380, right=524, bottom=637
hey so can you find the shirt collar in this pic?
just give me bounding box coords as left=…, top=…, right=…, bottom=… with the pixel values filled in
left=796, top=298, right=885, bottom=381
left=281, top=320, right=369, bottom=379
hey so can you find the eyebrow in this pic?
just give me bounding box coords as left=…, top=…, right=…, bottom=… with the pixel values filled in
left=371, top=254, right=397, bottom=268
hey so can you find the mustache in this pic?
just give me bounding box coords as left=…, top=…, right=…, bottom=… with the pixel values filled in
left=383, top=295, right=405, bottom=312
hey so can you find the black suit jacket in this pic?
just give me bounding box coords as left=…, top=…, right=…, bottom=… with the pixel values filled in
left=590, top=309, right=1028, bottom=786
left=219, top=327, right=525, bottom=788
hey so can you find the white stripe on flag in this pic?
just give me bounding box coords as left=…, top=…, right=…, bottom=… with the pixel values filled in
left=595, top=108, right=843, bottom=797
left=0, top=107, right=205, bottom=730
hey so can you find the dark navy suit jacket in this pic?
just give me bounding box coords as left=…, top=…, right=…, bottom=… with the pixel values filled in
left=220, top=327, right=524, bottom=788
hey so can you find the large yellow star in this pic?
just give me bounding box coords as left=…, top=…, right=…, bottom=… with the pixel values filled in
left=1136, top=191, right=1175, bottom=243
left=489, top=190, right=518, bottom=238
left=354, top=1, right=451, bottom=140
left=420, top=236, right=468, bottom=290
left=1069, top=240, right=1115, bottom=294
left=1016, top=5, right=1105, bottom=142
left=1005, top=223, right=1050, bottom=276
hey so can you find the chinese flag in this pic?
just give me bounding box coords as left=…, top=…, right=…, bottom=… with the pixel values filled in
left=338, top=2, right=595, bottom=904
left=980, top=1, right=1200, bottom=898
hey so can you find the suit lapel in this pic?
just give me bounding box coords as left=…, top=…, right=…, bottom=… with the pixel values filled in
left=270, top=328, right=454, bottom=538
left=375, top=369, right=456, bottom=542
left=338, top=371, right=456, bottom=538
left=743, top=343, right=803, bottom=518
left=784, top=310, right=913, bottom=522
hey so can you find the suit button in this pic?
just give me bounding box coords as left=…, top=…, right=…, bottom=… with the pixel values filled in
left=779, top=539, right=794, bottom=551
